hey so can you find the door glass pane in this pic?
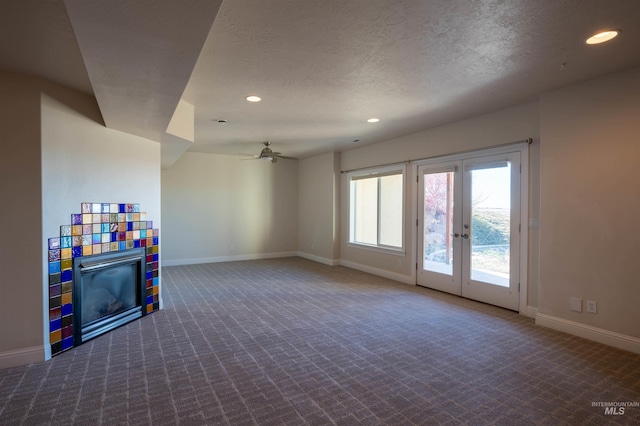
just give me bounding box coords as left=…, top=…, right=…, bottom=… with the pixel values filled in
left=423, top=172, right=454, bottom=275
left=379, top=174, right=402, bottom=247
left=470, top=165, right=510, bottom=286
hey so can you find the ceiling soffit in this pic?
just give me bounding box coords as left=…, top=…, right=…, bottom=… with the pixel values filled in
left=0, top=1, right=93, bottom=94
left=63, top=0, right=223, bottom=143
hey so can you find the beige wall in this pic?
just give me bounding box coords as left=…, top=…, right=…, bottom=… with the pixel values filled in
left=161, top=152, right=299, bottom=264
left=0, top=73, right=162, bottom=368
left=41, top=92, right=161, bottom=238
left=298, top=152, right=340, bottom=263
left=339, top=101, right=541, bottom=304
left=40, top=89, right=162, bottom=359
left=538, top=66, right=640, bottom=338
left=340, top=102, right=540, bottom=172
left=0, top=73, right=44, bottom=362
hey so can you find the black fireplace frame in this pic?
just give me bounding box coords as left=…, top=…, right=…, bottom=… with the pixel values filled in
left=72, top=248, right=146, bottom=346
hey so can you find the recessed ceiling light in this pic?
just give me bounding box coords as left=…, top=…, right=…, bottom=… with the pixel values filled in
left=586, top=30, right=619, bottom=45
left=367, top=118, right=380, bottom=123
left=246, top=95, right=261, bottom=102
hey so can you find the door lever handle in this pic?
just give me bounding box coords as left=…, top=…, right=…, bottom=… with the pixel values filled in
left=461, top=233, right=469, bottom=239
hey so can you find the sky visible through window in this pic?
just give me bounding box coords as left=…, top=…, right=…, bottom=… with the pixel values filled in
left=472, top=164, right=511, bottom=209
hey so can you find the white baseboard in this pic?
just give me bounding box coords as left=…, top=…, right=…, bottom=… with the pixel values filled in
left=297, top=251, right=339, bottom=266
left=163, top=251, right=299, bottom=267
left=524, top=305, right=538, bottom=318
left=338, top=259, right=414, bottom=285
left=0, top=346, right=44, bottom=370
left=536, top=313, right=640, bottom=354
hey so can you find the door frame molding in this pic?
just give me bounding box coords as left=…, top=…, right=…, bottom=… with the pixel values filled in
left=410, top=143, right=529, bottom=314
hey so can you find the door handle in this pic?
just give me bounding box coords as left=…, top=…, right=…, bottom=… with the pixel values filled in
left=461, top=233, right=469, bottom=239
left=451, top=233, right=460, bottom=238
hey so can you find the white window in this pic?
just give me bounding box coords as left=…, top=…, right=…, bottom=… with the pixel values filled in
left=348, top=164, right=405, bottom=252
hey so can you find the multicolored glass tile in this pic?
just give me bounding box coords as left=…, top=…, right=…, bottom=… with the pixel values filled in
left=48, top=237, right=60, bottom=250
left=48, top=250, right=60, bottom=262
left=72, top=246, right=82, bottom=258
left=47, top=202, right=159, bottom=357
left=61, top=236, right=72, bottom=248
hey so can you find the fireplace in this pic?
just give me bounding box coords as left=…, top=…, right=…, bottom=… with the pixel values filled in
left=47, top=202, right=159, bottom=356
left=72, top=248, right=146, bottom=345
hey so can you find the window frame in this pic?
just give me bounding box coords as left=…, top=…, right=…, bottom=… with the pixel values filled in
left=348, top=164, right=406, bottom=254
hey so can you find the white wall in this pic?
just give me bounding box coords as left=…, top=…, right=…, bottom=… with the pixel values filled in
left=537, top=66, right=640, bottom=341
left=40, top=88, right=162, bottom=361
left=0, top=72, right=43, bottom=366
left=298, top=152, right=340, bottom=265
left=161, top=152, right=299, bottom=264
left=339, top=101, right=540, bottom=302
left=41, top=93, right=161, bottom=236
left=0, top=73, right=162, bottom=369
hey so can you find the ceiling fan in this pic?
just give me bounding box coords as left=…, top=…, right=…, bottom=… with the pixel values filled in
left=239, top=142, right=296, bottom=163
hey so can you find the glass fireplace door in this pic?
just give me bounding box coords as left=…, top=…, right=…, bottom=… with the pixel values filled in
left=73, top=249, right=145, bottom=344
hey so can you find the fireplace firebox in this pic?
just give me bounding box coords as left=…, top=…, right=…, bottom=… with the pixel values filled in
left=72, top=248, right=146, bottom=345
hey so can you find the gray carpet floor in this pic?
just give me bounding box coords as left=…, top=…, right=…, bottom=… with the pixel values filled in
left=1, top=257, right=639, bottom=425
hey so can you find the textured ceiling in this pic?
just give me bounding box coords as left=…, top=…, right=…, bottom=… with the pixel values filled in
left=1, top=1, right=640, bottom=163
left=186, top=0, right=640, bottom=159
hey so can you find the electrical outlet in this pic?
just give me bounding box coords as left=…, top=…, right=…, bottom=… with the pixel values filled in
left=587, top=300, right=597, bottom=314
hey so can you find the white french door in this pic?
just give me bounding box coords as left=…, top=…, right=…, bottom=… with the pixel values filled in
left=417, top=151, right=522, bottom=311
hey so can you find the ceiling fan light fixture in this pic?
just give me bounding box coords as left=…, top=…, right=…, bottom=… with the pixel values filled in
left=586, top=30, right=619, bottom=45
left=239, top=142, right=295, bottom=163
left=246, top=95, right=262, bottom=102
left=367, top=118, right=380, bottom=123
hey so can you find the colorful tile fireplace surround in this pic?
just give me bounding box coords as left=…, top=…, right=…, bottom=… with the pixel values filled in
left=47, top=202, right=159, bottom=357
